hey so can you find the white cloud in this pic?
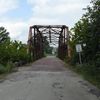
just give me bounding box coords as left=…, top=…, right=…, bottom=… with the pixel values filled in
left=27, top=0, right=48, bottom=7
left=0, top=0, right=18, bottom=16
left=27, top=0, right=91, bottom=26
left=28, top=17, right=60, bottom=25
left=0, top=21, right=28, bottom=42
left=0, top=0, right=91, bottom=43
left=33, top=4, right=85, bottom=18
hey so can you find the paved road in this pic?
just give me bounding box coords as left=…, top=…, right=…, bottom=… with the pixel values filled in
left=0, top=56, right=100, bottom=100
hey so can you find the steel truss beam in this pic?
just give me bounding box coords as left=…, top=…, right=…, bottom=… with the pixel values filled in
left=28, top=25, right=70, bottom=60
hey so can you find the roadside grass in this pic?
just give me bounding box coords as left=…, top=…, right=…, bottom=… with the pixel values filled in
left=0, top=62, right=17, bottom=80
left=65, top=62, right=100, bottom=89
left=0, top=73, right=8, bottom=82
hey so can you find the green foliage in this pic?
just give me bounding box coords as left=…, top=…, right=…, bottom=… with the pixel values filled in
left=70, top=0, right=100, bottom=64
left=69, top=0, right=100, bottom=88
left=71, top=63, right=100, bottom=88
left=0, top=40, right=30, bottom=65
left=43, top=36, right=53, bottom=55
left=8, top=41, right=30, bottom=63
left=0, top=27, right=10, bottom=43
left=0, top=27, right=31, bottom=74
left=6, top=62, right=15, bottom=73
left=0, top=62, right=16, bottom=74
left=0, top=64, right=6, bottom=74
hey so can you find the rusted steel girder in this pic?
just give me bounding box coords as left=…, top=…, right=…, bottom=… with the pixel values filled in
left=28, top=25, right=70, bottom=61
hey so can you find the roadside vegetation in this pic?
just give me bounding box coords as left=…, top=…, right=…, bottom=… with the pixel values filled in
left=0, top=27, right=31, bottom=74
left=68, top=0, right=100, bottom=88
left=0, top=28, right=53, bottom=75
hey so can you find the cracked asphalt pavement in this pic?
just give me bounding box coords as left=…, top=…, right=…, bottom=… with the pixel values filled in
left=0, top=56, right=100, bottom=100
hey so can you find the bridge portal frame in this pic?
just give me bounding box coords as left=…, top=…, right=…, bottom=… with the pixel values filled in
left=28, top=25, right=70, bottom=60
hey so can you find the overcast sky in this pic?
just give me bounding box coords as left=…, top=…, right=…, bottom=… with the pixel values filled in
left=0, top=0, right=91, bottom=43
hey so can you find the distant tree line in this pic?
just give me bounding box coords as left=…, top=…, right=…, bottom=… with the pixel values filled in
left=43, top=36, right=53, bottom=55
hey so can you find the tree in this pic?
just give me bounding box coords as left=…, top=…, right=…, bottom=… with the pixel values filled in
left=43, top=36, right=53, bottom=55
left=70, top=0, right=100, bottom=88
left=0, top=27, right=10, bottom=43
left=0, top=27, right=10, bottom=64
left=71, top=0, right=100, bottom=64
left=82, top=0, right=100, bottom=63
left=0, top=27, right=30, bottom=66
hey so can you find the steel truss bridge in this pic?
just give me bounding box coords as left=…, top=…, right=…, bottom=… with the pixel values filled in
left=28, top=25, right=70, bottom=60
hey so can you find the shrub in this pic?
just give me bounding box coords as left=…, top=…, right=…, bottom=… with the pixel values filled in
left=0, top=64, right=6, bottom=74
left=6, top=62, right=15, bottom=73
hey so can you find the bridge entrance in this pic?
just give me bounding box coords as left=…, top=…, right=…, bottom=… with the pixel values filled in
left=28, top=25, right=70, bottom=60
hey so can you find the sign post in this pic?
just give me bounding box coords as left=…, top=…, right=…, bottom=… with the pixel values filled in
left=76, top=44, right=82, bottom=64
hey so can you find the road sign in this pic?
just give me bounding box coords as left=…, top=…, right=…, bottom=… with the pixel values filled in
left=76, top=44, right=82, bottom=53
left=76, top=44, right=82, bottom=64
